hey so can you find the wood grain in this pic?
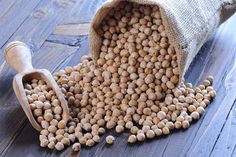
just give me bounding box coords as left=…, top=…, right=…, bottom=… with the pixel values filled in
left=5, top=16, right=236, bottom=156
left=59, top=0, right=106, bottom=24
left=0, top=1, right=236, bottom=157
left=0, top=0, right=81, bottom=76
left=53, top=23, right=91, bottom=36
left=0, top=0, right=41, bottom=48
left=4, top=0, right=79, bottom=52
left=210, top=103, right=236, bottom=157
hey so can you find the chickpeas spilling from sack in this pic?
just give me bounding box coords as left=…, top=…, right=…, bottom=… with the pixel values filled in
left=24, top=2, right=216, bottom=151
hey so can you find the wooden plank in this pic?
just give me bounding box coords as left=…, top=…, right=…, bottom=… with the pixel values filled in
left=0, top=0, right=81, bottom=74
left=3, top=0, right=80, bottom=52
left=46, top=34, right=89, bottom=67
left=46, top=34, right=87, bottom=47
left=1, top=2, right=236, bottom=157
left=0, top=61, right=5, bottom=74
left=0, top=0, right=18, bottom=17
left=0, top=102, right=27, bottom=156
left=2, top=123, right=46, bottom=157
left=0, top=0, right=41, bottom=48
left=53, top=23, right=90, bottom=36
left=0, top=58, right=28, bottom=155
left=31, top=42, right=79, bottom=71
left=232, top=147, right=236, bottom=157
left=59, top=0, right=106, bottom=24
left=0, top=42, right=78, bottom=156
left=51, top=0, right=106, bottom=38
left=210, top=103, right=236, bottom=157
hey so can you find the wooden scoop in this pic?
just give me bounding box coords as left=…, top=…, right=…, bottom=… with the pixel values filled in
left=4, top=41, right=69, bottom=131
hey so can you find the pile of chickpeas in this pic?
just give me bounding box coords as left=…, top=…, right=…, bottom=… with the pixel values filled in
left=24, top=2, right=216, bottom=152
left=24, top=79, right=80, bottom=151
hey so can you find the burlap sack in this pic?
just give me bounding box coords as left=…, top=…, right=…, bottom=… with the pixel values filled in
left=89, top=0, right=236, bottom=82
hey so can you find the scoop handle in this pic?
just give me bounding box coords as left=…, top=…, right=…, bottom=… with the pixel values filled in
left=4, top=41, right=33, bottom=73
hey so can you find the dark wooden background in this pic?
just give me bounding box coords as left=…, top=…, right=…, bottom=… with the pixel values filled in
left=0, top=0, right=236, bottom=157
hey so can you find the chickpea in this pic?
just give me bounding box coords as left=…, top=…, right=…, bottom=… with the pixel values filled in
left=182, top=120, right=190, bottom=129
left=58, top=120, right=66, bottom=129
left=162, top=127, right=170, bottom=135
left=197, top=107, right=205, bottom=114
left=98, top=127, right=106, bottom=134
left=146, top=130, right=155, bottom=139
left=116, top=125, right=125, bottom=133
left=48, top=141, right=55, bottom=149
left=44, top=113, right=53, bottom=121
left=166, top=121, right=174, bottom=129
left=72, top=143, right=81, bottom=152
left=61, top=137, right=70, bottom=146
left=128, top=135, right=137, bottom=143
left=93, top=135, right=100, bottom=143
left=55, top=142, right=64, bottom=151
left=130, top=126, right=139, bottom=134
left=157, top=111, right=166, bottom=120
left=137, top=133, right=146, bottom=142
left=191, top=111, right=200, bottom=120
left=174, top=121, right=182, bottom=129
left=106, top=135, right=115, bottom=144
left=40, top=139, right=49, bottom=147
left=125, top=121, right=133, bottom=129
left=48, top=125, right=57, bottom=133
left=79, top=137, right=87, bottom=145
left=86, top=139, right=95, bottom=147
left=41, top=120, right=49, bottom=129
left=188, top=105, right=196, bottom=112
left=154, top=128, right=162, bottom=136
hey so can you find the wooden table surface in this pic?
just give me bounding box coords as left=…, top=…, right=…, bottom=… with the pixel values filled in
left=0, top=1, right=236, bottom=157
